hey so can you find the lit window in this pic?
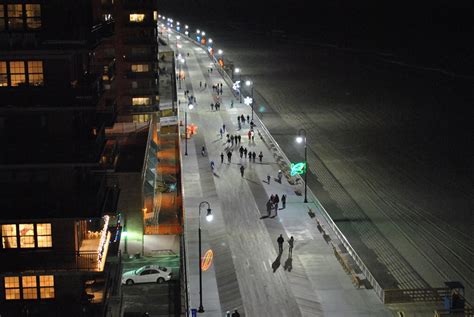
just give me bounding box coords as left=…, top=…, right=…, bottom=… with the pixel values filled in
left=9, top=61, right=26, bottom=87
left=2, top=224, right=17, bottom=248
left=7, top=4, right=23, bottom=30
left=27, top=61, right=43, bottom=86
left=22, top=276, right=37, bottom=299
left=153, top=11, right=157, bottom=21
left=133, top=114, right=151, bottom=123
left=129, top=13, right=145, bottom=22
left=0, top=5, right=5, bottom=31
left=0, top=61, right=7, bottom=87
left=1, top=223, right=52, bottom=248
left=36, top=223, right=52, bottom=247
left=4, top=277, right=20, bottom=300
left=39, top=275, right=54, bottom=299
left=25, top=4, right=41, bottom=29
left=131, top=64, right=149, bottom=72
left=132, top=97, right=151, bottom=106
left=19, top=224, right=35, bottom=248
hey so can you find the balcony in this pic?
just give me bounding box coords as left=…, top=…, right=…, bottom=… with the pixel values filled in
left=0, top=74, right=104, bottom=109
left=90, top=21, right=115, bottom=45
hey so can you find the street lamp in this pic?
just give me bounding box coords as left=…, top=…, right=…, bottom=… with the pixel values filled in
left=296, top=129, right=308, bottom=203
left=246, top=80, right=254, bottom=121
left=184, top=103, right=194, bottom=156
left=198, top=201, right=213, bottom=313
left=178, top=57, right=184, bottom=90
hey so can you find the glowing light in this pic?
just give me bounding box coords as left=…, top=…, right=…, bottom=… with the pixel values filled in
left=232, top=81, right=241, bottom=92
left=296, top=136, right=303, bottom=143
left=97, top=215, right=110, bottom=270
left=290, top=162, right=307, bottom=176
left=201, top=249, right=214, bottom=271
left=244, top=96, right=253, bottom=106
left=206, top=214, right=213, bottom=222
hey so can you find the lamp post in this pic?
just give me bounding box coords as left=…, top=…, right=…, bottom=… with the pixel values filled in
left=246, top=80, right=254, bottom=121
left=235, top=68, right=242, bottom=102
left=184, top=103, right=193, bottom=156
left=178, top=57, right=184, bottom=90
left=198, top=201, right=213, bottom=313
left=296, top=129, right=308, bottom=203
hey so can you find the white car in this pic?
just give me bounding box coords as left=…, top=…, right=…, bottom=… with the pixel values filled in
left=122, top=265, right=172, bottom=285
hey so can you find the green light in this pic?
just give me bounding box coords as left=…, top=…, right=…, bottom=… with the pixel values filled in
left=290, top=162, right=306, bottom=176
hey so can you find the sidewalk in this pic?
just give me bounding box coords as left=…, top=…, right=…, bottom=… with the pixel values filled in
left=177, top=34, right=394, bottom=317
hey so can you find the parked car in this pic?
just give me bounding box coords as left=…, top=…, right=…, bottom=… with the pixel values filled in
left=122, top=265, right=172, bottom=285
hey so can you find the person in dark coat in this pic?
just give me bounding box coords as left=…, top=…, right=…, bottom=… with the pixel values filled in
left=266, top=199, right=272, bottom=216
left=240, top=165, right=245, bottom=177
left=274, top=194, right=280, bottom=215
left=277, top=234, right=284, bottom=254
left=220, top=152, right=224, bottom=163
left=231, top=309, right=240, bottom=317
left=281, top=194, right=286, bottom=209
left=258, top=151, right=263, bottom=162
left=288, top=236, right=294, bottom=257
left=252, top=151, right=256, bottom=162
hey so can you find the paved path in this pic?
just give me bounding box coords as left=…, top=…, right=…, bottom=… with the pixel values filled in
left=174, top=34, right=393, bottom=316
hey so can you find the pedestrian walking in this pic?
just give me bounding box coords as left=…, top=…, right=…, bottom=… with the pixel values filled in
left=204, top=83, right=207, bottom=88
left=241, top=114, right=245, bottom=123
left=277, top=170, right=283, bottom=183
left=252, top=151, right=256, bottom=162
left=240, top=165, right=245, bottom=177
left=247, top=114, right=250, bottom=122
left=231, top=99, right=234, bottom=108
left=220, top=152, right=224, bottom=163
left=211, top=103, right=214, bottom=111
left=288, top=236, right=294, bottom=257
left=237, top=116, right=240, bottom=123
left=239, top=149, right=243, bottom=158
left=232, top=309, right=240, bottom=317
left=274, top=194, right=280, bottom=214
left=227, top=151, right=232, bottom=163
left=266, top=199, right=273, bottom=216
left=243, top=148, right=247, bottom=158
left=200, top=81, right=202, bottom=88
left=252, top=133, right=255, bottom=142
left=210, top=160, right=215, bottom=172
left=281, top=194, right=287, bottom=209
left=248, top=130, right=252, bottom=139
left=259, top=151, right=263, bottom=162
left=277, top=234, right=284, bottom=254
left=201, top=146, right=206, bottom=156
left=231, top=135, right=234, bottom=146
left=222, top=124, right=226, bottom=132
left=267, top=174, right=271, bottom=184
left=219, top=128, right=223, bottom=138
left=238, top=135, right=241, bottom=143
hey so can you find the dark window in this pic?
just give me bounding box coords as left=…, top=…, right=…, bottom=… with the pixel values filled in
left=0, top=5, right=5, bottom=31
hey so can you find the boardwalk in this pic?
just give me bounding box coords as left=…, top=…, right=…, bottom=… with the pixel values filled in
left=172, top=35, right=393, bottom=316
